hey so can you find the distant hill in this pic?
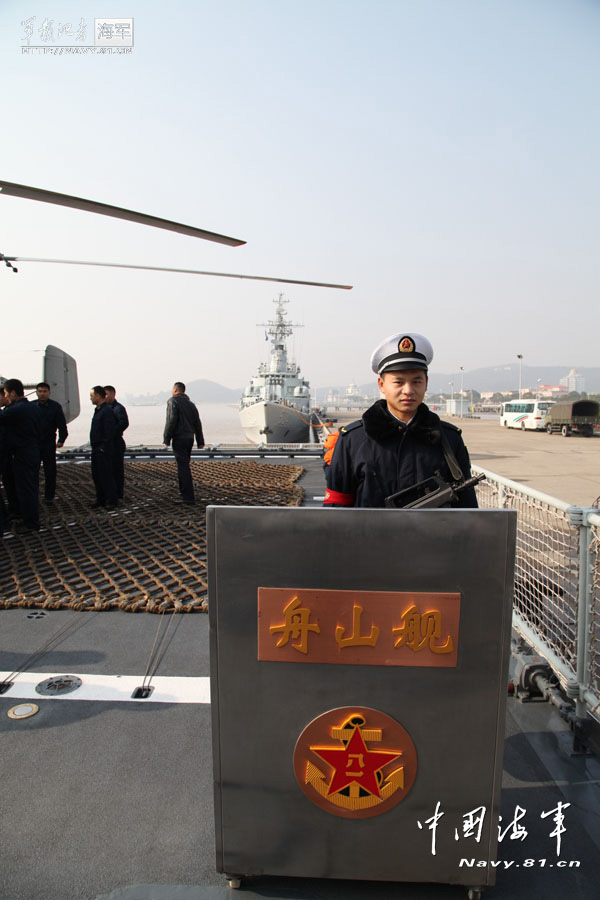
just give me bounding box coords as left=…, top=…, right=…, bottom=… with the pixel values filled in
left=124, top=379, right=241, bottom=406
left=428, top=365, right=600, bottom=394
left=125, top=366, right=600, bottom=406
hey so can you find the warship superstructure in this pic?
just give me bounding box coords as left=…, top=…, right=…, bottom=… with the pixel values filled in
left=239, top=295, right=312, bottom=443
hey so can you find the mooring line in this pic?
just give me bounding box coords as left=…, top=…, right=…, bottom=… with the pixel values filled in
left=141, top=609, right=177, bottom=693
left=1, top=612, right=98, bottom=688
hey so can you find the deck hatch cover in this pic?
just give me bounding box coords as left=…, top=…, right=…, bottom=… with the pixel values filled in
left=35, top=675, right=82, bottom=696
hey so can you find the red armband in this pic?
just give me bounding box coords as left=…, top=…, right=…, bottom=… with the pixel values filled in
left=323, top=488, right=355, bottom=507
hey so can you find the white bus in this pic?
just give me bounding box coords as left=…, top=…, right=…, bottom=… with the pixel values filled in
left=500, top=400, right=555, bottom=430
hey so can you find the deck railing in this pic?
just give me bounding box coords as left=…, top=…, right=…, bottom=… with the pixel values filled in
left=474, top=465, right=600, bottom=724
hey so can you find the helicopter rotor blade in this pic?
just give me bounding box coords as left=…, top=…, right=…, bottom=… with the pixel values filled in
left=6, top=256, right=353, bottom=290
left=0, top=180, right=246, bottom=247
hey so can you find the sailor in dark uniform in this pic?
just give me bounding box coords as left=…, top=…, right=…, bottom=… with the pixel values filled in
left=89, top=385, right=118, bottom=509
left=0, top=388, right=17, bottom=526
left=104, top=385, right=129, bottom=501
left=0, top=411, right=5, bottom=536
left=0, top=378, right=42, bottom=532
left=324, top=332, right=478, bottom=509
left=33, top=381, right=68, bottom=505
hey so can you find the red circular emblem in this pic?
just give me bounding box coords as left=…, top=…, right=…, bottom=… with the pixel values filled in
left=293, top=706, right=417, bottom=818
left=398, top=336, right=415, bottom=354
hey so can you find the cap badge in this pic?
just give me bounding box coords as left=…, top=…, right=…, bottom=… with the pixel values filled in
left=398, top=336, right=415, bottom=354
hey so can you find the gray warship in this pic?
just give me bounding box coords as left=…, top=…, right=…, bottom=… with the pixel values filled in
left=239, top=295, right=312, bottom=444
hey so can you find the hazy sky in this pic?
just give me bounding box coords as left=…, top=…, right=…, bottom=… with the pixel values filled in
left=1, top=0, right=599, bottom=397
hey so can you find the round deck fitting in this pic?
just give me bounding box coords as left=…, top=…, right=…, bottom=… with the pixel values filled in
left=35, top=675, right=82, bottom=696
left=8, top=703, right=39, bottom=719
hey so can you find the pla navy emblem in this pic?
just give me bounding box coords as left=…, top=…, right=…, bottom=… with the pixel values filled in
left=293, top=706, right=417, bottom=818
left=398, top=336, right=415, bottom=354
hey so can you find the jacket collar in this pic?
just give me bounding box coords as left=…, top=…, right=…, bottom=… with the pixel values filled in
left=362, top=400, right=441, bottom=445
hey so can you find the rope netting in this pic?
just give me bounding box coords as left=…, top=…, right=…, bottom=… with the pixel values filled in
left=0, top=459, right=304, bottom=614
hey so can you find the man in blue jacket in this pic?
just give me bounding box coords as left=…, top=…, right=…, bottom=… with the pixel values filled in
left=324, top=332, right=478, bottom=509
left=89, top=385, right=118, bottom=509
left=33, top=381, right=68, bottom=505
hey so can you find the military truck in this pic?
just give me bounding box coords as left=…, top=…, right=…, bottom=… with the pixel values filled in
left=545, top=399, right=599, bottom=436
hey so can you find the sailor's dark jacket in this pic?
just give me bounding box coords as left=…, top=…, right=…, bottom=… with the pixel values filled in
left=324, top=400, right=478, bottom=509
left=0, top=397, right=41, bottom=461
left=90, top=402, right=117, bottom=450
left=32, top=398, right=68, bottom=445
left=109, top=400, right=129, bottom=437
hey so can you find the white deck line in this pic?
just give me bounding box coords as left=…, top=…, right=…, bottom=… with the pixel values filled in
left=0, top=671, right=211, bottom=704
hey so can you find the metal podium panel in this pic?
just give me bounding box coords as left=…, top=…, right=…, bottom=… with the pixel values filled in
left=208, top=507, right=516, bottom=888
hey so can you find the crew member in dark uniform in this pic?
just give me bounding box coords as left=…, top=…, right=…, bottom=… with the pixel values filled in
left=163, top=382, right=204, bottom=505
left=324, top=332, right=478, bottom=509
left=104, top=385, right=129, bottom=501
left=0, top=388, right=15, bottom=529
left=89, top=385, right=118, bottom=509
left=0, top=413, right=5, bottom=536
left=0, top=378, right=42, bottom=532
left=0, top=448, right=19, bottom=523
left=33, top=381, right=68, bottom=505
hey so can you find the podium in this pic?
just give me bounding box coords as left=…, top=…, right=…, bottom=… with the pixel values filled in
left=208, top=507, right=516, bottom=893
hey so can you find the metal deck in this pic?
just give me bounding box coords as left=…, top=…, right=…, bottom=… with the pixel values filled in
left=1, top=460, right=599, bottom=900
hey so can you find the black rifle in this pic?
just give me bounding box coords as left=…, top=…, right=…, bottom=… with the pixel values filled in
left=384, top=471, right=486, bottom=509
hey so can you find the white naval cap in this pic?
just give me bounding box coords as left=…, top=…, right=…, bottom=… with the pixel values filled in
left=370, top=332, right=434, bottom=375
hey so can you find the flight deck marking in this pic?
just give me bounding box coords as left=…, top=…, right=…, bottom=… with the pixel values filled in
left=0, top=671, right=210, bottom=704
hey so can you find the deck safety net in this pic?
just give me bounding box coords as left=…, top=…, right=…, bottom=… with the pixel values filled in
left=589, top=515, right=600, bottom=710
left=475, top=477, right=580, bottom=678
left=0, top=459, right=304, bottom=614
